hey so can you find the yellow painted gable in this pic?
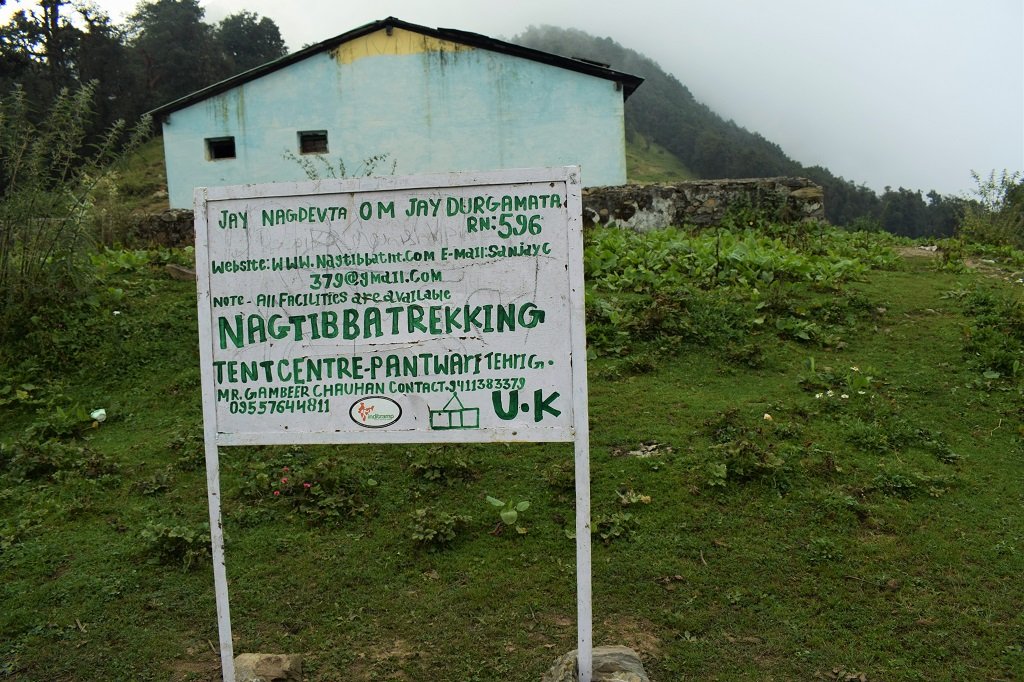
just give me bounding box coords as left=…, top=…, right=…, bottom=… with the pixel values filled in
left=330, top=27, right=474, bottom=64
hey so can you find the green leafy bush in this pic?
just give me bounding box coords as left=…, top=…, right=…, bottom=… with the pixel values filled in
left=408, top=450, right=477, bottom=486
left=485, top=495, right=530, bottom=534
left=593, top=511, right=639, bottom=545
left=584, top=226, right=871, bottom=294
left=235, top=458, right=377, bottom=525
left=140, top=520, right=211, bottom=570
left=409, top=507, right=471, bottom=551
left=0, top=506, right=50, bottom=554
left=702, top=410, right=793, bottom=492
left=543, top=460, right=575, bottom=492
left=959, top=288, right=1024, bottom=380
left=0, top=438, right=118, bottom=483
left=136, top=467, right=173, bottom=496
left=0, top=378, right=44, bottom=409
left=807, top=537, right=844, bottom=564
left=870, top=471, right=920, bottom=499
left=23, top=404, right=93, bottom=441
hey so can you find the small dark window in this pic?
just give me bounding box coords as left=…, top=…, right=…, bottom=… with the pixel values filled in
left=206, top=136, right=236, bottom=160
left=299, top=130, right=329, bottom=154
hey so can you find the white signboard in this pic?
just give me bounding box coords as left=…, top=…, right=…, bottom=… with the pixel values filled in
left=195, top=167, right=593, bottom=682
left=196, top=167, right=584, bottom=445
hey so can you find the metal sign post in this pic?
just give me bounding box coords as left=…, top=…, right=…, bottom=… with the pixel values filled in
left=194, top=167, right=592, bottom=681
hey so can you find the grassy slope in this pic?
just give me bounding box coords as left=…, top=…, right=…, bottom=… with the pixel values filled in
left=626, top=135, right=696, bottom=184
left=1, top=245, right=1023, bottom=681
left=115, top=136, right=170, bottom=214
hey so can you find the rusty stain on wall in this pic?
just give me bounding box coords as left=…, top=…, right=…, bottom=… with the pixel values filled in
left=205, top=87, right=246, bottom=129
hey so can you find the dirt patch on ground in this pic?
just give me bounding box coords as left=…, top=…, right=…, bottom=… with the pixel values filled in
left=599, top=615, right=662, bottom=658
left=896, top=244, right=1023, bottom=281
left=168, top=651, right=221, bottom=681
left=344, top=639, right=427, bottom=681
left=896, top=245, right=941, bottom=259
left=544, top=612, right=575, bottom=629
left=963, top=256, right=1020, bottom=279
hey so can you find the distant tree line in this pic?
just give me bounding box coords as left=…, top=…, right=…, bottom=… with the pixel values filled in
left=514, top=26, right=971, bottom=237
left=0, top=0, right=286, bottom=137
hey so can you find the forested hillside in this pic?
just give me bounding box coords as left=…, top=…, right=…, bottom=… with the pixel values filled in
left=513, top=26, right=964, bottom=235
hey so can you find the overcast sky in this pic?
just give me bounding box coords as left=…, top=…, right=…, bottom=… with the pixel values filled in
left=8, top=0, right=1024, bottom=196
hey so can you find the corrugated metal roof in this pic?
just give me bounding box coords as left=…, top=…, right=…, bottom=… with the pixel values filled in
left=148, top=16, right=643, bottom=119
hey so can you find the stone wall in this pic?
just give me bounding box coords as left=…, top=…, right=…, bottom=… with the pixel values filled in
left=130, top=177, right=825, bottom=247
left=582, top=177, right=824, bottom=231
left=129, top=208, right=196, bottom=247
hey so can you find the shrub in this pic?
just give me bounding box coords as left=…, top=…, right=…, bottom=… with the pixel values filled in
left=959, top=169, right=1024, bottom=248
left=593, top=511, right=639, bottom=545
left=140, top=520, right=211, bottom=570
left=168, top=423, right=205, bottom=471
left=960, top=288, right=1024, bottom=379
left=807, top=537, right=844, bottom=564
left=0, top=438, right=118, bottom=483
left=408, top=449, right=477, bottom=486
left=236, top=458, right=377, bottom=525
left=409, top=507, right=471, bottom=551
left=0, top=82, right=149, bottom=355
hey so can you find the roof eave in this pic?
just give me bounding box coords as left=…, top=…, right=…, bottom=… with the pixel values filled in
left=148, top=16, right=643, bottom=120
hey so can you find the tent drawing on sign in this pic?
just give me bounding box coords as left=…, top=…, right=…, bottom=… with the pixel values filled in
left=430, top=393, right=480, bottom=430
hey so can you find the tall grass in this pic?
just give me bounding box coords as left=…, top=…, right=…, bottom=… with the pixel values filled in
left=959, top=169, right=1024, bottom=247
left=0, top=82, right=149, bottom=351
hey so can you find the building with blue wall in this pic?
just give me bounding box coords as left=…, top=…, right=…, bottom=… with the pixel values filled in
left=151, top=17, right=643, bottom=209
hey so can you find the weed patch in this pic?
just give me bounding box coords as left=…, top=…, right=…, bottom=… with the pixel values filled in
left=958, top=287, right=1024, bottom=380
left=140, top=520, right=211, bottom=570
left=408, top=449, right=478, bottom=486
left=584, top=225, right=889, bottom=374
left=232, top=454, right=378, bottom=525
left=0, top=438, right=118, bottom=483
left=593, top=511, right=639, bottom=545
left=409, top=507, right=472, bottom=552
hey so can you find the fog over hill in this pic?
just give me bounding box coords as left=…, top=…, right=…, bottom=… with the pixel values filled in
left=515, top=26, right=905, bottom=230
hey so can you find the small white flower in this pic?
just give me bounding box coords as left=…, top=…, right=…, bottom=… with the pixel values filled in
left=815, top=393, right=824, bottom=399
left=113, top=310, right=122, bottom=315
left=841, top=394, right=850, bottom=399
left=858, top=390, right=866, bottom=395
left=850, top=366, right=859, bottom=372
left=826, top=390, right=835, bottom=397
left=763, top=413, right=773, bottom=421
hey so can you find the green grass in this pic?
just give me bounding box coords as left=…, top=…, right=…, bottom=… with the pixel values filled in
left=2, top=230, right=1023, bottom=681
left=626, top=134, right=696, bottom=184
left=113, top=136, right=170, bottom=214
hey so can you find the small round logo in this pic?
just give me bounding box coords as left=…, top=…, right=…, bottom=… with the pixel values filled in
left=349, top=396, right=402, bottom=428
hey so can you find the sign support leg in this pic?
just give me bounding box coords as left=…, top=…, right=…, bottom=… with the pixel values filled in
left=575, top=436, right=592, bottom=681
left=204, top=438, right=235, bottom=682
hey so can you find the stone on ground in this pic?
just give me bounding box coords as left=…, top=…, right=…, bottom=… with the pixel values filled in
left=233, top=653, right=302, bottom=682
left=542, top=645, right=650, bottom=682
